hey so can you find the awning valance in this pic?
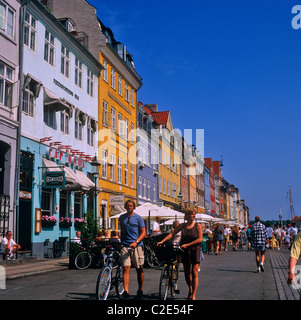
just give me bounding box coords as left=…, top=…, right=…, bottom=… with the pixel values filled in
left=43, top=87, right=73, bottom=116
left=24, top=73, right=43, bottom=98
left=111, top=205, right=126, bottom=216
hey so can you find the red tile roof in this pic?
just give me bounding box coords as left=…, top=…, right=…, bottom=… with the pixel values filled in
left=151, top=111, right=170, bottom=126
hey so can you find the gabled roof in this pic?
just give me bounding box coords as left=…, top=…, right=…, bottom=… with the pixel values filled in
left=151, top=111, right=170, bottom=126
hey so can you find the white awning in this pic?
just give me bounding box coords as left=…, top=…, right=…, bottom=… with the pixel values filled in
left=74, top=169, right=95, bottom=191
left=43, top=87, right=73, bottom=116
left=42, top=158, right=62, bottom=173
left=63, top=166, right=79, bottom=185
left=111, top=205, right=126, bottom=215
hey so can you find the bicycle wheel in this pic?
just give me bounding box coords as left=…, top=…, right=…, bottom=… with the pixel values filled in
left=96, top=266, right=112, bottom=300
left=75, top=251, right=92, bottom=270
left=146, top=248, right=163, bottom=268
left=159, top=264, right=170, bottom=300
left=114, top=266, right=124, bottom=298
left=170, top=263, right=179, bottom=297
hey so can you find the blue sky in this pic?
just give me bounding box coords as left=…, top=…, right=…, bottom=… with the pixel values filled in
left=89, top=0, right=301, bottom=221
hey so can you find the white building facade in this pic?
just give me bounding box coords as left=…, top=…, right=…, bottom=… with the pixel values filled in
left=19, top=0, right=102, bottom=257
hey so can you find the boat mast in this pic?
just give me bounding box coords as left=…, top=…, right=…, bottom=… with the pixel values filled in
left=289, top=185, right=294, bottom=221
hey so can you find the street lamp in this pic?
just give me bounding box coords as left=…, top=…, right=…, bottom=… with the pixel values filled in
left=90, top=154, right=101, bottom=237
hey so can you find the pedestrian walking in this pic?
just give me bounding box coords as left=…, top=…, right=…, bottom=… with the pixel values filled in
left=214, top=223, right=224, bottom=255
left=246, top=225, right=252, bottom=251
left=119, top=199, right=146, bottom=300
left=287, top=231, right=301, bottom=300
left=250, top=216, right=268, bottom=273
left=231, top=225, right=239, bottom=251
left=266, top=224, right=273, bottom=249
left=157, top=208, right=203, bottom=300
left=223, top=225, right=230, bottom=251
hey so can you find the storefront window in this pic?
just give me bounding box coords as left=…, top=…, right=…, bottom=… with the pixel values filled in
left=41, top=188, right=52, bottom=216
left=59, top=190, right=68, bottom=218
left=74, top=193, right=81, bottom=219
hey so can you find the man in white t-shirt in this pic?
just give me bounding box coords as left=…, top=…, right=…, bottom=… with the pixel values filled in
left=1, top=231, right=21, bottom=260
left=289, top=223, right=298, bottom=243
left=152, top=216, right=161, bottom=236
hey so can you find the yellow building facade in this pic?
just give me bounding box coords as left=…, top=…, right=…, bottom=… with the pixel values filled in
left=97, top=25, right=142, bottom=231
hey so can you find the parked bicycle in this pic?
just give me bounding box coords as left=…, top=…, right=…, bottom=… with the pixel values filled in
left=143, top=236, right=163, bottom=268
left=95, top=241, right=124, bottom=300
left=74, top=241, right=104, bottom=270
left=157, top=243, right=183, bottom=300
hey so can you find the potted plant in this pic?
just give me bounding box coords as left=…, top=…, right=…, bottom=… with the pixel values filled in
left=74, top=218, right=86, bottom=229
left=41, top=215, right=57, bottom=228
left=59, top=216, right=72, bottom=228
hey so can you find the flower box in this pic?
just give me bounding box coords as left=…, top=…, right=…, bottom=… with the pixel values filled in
left=74, top=218, right=86, bottom=229
left=41, top=215, right=57, bottom=228
left=59, top=217, right=72, bottom=228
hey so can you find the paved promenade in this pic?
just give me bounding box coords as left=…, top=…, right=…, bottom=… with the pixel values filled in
left=0, top=246, right=300, bottom=300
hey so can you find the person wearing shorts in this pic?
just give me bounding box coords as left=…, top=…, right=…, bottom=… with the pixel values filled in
left=250, top=216, right=268, bottom=273
left=119, top=200, right=146, bottom=300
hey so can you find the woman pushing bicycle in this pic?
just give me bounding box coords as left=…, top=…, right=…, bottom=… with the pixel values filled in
left=157, top=209, right=203, bottom=300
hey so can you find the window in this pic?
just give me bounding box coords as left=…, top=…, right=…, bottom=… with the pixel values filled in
left=118, top=75, right=122, bottom=96
left=118, top=158, right=122, bottom=184
left=131, top=89, right=134, bottom=107
left=87, top=126, right=94, bottom=146
left=143, top=178, right=146, bottom=198
left=44, top=29, right=55, bottom=66
left=103, top=58, right=108, bottom=82
left=138, top=176, right=142, bottom=197
left=147, top=180, right=150, bottom=200
left=60, top=111, right=69, bottom=134
left=75, top=119, right=82, bottom=140
left=125, top=118, right=129, bottom=141
left=59, top=190, right=68, bottom=218
left=75, top=58, right=82, bottom=88
left=110, top=154, right=115, bottom=182
left=87, top=68, right=94, bottom=96
left=74, top=194, right=82, bottom=219
left=61, top=45, right=70, bottom=78
left=102, top=100, right=108, bottom=126
left=131, top=123, right=134, bottom=144
left=124, top=161, right=128, bottom=186
left=159, top=177, right=162, bottom=193
left=0, top=62, right=13, bottom=108
left=118, top=113, right=123, bottom=137
left=0, top=1, right=14, bottom=38
left=22, top=84, right=35, bottom=117
left=131, top=164, right=134, bottom=188
left=153, top=183, right=156, bottom=201
left=125, top=82, right=129, bottom=102
left=41, top=188, right=52, bottom=216
left=111, top=67, right=115, bottom=89
left=111, top=107, right=115, bottom=131
left=102, top=150, right=107, bottom=178
left=44, top=105, right=56, bottom=128
left=24, top=11, right=37, bottom=51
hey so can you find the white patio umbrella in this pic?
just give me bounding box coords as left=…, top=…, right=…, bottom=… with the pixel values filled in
left=109, top=202, right=184, bottom=233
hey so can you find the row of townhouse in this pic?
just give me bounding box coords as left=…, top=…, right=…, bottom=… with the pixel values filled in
left=205, top=158, right=249, bottom=226
left=0, top=0, right=248, bottom=258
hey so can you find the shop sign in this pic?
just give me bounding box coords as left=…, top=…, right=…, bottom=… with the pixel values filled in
left=46, top=147, right=85, bottom=168
left=19, top=191, right=32, bottom=200
left=109, top=195, right=125, bottom=206
left=44, top=171, right=65, bottom=188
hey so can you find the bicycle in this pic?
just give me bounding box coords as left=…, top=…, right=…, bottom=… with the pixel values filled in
left=157, top=243, right=183, bottom=300
left=143, top=236, right=163, bottom=268
left=95, top=241, right=124, bottom=300
left=74, top=241, right=104, bottom=270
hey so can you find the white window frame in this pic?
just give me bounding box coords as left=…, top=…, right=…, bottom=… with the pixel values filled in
left=75, top=57, right=82, bottom=88
left=102, top=150, right=108, bottom=179
left=118, top=74, right=122, bottom=96
left=60, top=111, right=69, bottom=134
left=0, top=1, right=15, bottom=38
left=125, top=82, right=129, bottom=102
left=102, top=100, right=108, bottom=126
left=131, top=164, right=134, bottom=188
left=87, top=68, right=94, bottom=97
left=61, top=44, right=70, bottom=78
left=111, top=67, right=115, bottom=89
left=22, top=84, right=35, bottom=117
left=124, top=161, right=128, bottom=186
left=110, top=154, right=115, bottom=182
left=24, top=11, right=37, bottom=51
left=44, top=29, right=55, bottom=66
left=103, top=58, right=108, bottom=82
left=118, top=157, right=122, bottom=184
left=111, top=107, right=115, bottom=131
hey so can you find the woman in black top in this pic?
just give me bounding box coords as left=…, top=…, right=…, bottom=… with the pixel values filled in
left=157, top=209, right=203, bottom=300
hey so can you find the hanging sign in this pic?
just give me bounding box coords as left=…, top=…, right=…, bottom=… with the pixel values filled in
left=44, top=171, right=65, bottom=188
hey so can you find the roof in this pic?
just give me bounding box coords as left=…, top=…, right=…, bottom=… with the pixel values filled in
left=149, top=111, right=170, bottom=126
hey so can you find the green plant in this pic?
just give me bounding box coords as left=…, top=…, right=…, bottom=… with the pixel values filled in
left=81, top=209, right=99, bottom=239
